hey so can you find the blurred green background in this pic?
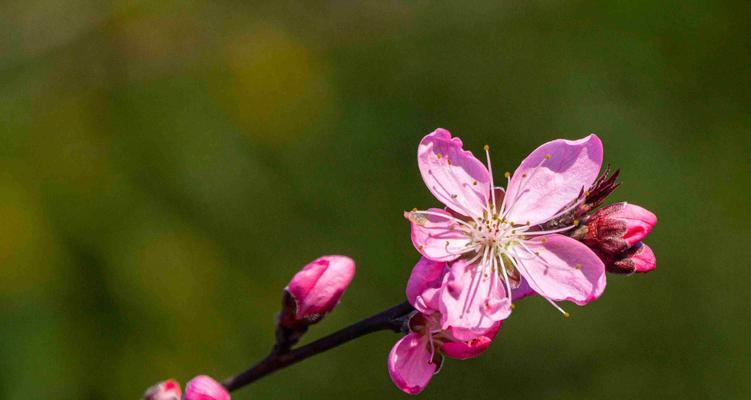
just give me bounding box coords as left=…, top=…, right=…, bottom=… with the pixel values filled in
left=1, top=1, right=749, bottom=399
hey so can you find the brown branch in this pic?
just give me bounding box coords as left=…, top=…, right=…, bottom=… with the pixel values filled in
left=222, top=301, right=415, bottom=393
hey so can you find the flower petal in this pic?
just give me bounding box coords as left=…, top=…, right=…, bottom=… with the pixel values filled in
left=630, top=242, right=656, bottom=273
left=418, top=129, right=491, bottom=218
left=441, top=321, right=501, bottom=360
left=439, top=258, right=511, bottom=337
left=511, top=277, right=536, bottom=302
left=405, top=208, right=472, bottom=262
left=388, top=333, right=437, bottom=395
left=287, top=256, right=355, bottom=319
left=143, top=379, right=182, bottom=400
left=184, top=375, right=230, bottom=400
left=512, top=234, right=606, bottom=305
left=406, top=257, right=447, bottom=313
left=504, top=134, right=603, bottom=224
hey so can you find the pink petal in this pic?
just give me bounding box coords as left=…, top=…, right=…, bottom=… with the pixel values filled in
left=511, top=277, right=536, bottom=302
left=631, top=242, right=656, bottom=273
left=441, top=321, right=501, bottom=360
left=184, top=376, right=230, bottom=400
left=439, top=259, right=511, bottom=338
left=611, top=242, right=656, bottom=274
left=388, top=332, right=437, bottom=395
left=287, top=256, right=356, bottom=319
left=406, top=257, right=447, bottom=313
left=405, top=208, right=472, bottom=262
left=505, top=134, right=603, bottom=224
left=418, top=129, right=491, bottom=218
left=143, top=379, right=182, bottom=400
left=513, top=234, right=606, bottom=305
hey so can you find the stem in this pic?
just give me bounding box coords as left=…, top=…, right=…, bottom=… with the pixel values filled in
left=222, top=301, right=415, bottom=392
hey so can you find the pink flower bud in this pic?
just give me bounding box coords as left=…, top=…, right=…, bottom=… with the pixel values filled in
left=585, top=202, right=656, bottom=254
left=143, top=379, right=181, bottom=400
left=184, top=375, right=230, bottom=400
left=609, top=242, right=656, bottom=274
left=284, top=255, right=356, bottom=322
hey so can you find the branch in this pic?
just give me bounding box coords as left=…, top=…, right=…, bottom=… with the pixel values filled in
left=222, top=301, right=415, bottom=392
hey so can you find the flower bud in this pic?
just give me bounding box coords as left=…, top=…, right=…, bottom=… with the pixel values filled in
left=282, top=255, right=355, bottom=325
left=143, top=379, right=181, bottom=400
left=585, top=202, right=656, bottom=254
left=607, top=242, right=656, bottom=274
left=184, top=375, right=230, bottom=400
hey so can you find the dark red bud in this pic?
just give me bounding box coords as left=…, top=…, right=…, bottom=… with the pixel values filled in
left=606, top=242, right=656, bottom=274
left=585, top=202, right=657, bottom=254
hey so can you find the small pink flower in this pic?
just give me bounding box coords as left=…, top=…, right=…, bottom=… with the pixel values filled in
left=184, top=375, right=230, bottom=400
left=389, top=258, right=500, bottom=395
left=143, top=379, right=182, bottom=400
left=283, top=255, right=355, bottom=323
left=406, top=129, right=607, bottom=326
left=584, top=202, right=657, bottom=254
left=610, top=242, right=656, bottom=274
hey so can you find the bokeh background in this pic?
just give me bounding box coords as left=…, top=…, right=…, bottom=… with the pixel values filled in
left=1, top=1, right=750, bottom=399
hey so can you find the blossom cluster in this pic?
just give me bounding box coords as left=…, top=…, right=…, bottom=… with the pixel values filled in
left=144, top=129, right=656, bottom=398
left=387, top=129, right=657, bottom=393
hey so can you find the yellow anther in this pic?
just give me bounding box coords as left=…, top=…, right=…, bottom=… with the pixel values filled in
left=412, top=208, right=418, bottom=212
left=544, top=154, right=551, bottom=160
left=510, top=303, right=516, bottom=310
left=504, top=171, right=511, bottom=178
left=484, top=144, right=490, bottom=151
left=437, top=153, right=442, bottom=159
left=573, top=219, right=580, bottom=226
left=575, top=263, right=582, bottom=270
left=563, top=311, right=570, bottom=318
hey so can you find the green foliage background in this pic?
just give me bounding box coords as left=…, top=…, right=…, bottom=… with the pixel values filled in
left=1, top=1, right=749, bottom=399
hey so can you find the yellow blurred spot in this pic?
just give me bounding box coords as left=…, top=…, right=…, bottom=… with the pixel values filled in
left=224, top=25, right=336, bottom=144
left=0, top=177, right=58, bottom=299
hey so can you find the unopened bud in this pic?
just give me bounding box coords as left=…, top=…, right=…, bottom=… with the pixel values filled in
left=143, top=379, right=181, bottom=400
left=276, top=256, right=356, bottom=350
left=184, top=375, right=230, bottom=400
left=608, top=242, right=656, bottom=274
left=281, top=255, right=355, bottom=326
left=585, top=202, right=656, bottom=254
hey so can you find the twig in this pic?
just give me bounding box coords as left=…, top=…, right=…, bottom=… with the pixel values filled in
left=222, top=301, right=415, bottom=392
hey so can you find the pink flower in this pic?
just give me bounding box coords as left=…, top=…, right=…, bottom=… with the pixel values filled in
left=389, top=258, right=500, bottom=395
left=282, top=256, right=355, bottom=325
left=143, top=379, right=182, bottom=400
left=184, top=375, right=230, bottom=400
left=584, top=202, right=657, bottom=254
left=406, top=129, right=607, bottom=325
